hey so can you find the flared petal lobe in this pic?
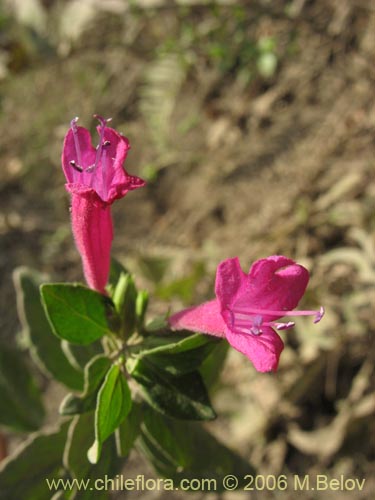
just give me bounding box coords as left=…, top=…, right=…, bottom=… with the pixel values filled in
left=238, top=256, right=310, bottom=317
left=62, top=124, right=145, bottom=204
left=216, top=256, right=309, bottom=321
left=62, top=126, right=96, bottom=186
left=214, top=257, right=246, bottom=311
left=225, top=325, right=284, bottom=372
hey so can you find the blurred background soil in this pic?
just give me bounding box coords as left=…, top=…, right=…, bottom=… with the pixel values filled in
left=0, top=0, right=374, bottom=498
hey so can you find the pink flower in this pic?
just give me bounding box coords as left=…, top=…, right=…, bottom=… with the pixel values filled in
left=61, top=116, right=145, bottom=293
left=169, top=256, right=324, bottom=372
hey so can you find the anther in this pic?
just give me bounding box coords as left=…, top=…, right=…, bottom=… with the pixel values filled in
left=69, top=160, right=83, bottom=172
left=70, top=117, right=82, bottom=167
left=314, top=306, right=325, bottom=324
left=90, top=115, right=111, bottom=175
left=250, top=315, right=263, bottom=335
left=275, top=321, right=295, bottom=331
left=228, top=302, right=325, bottom=337
left=93, top=114, right=112, bottom=126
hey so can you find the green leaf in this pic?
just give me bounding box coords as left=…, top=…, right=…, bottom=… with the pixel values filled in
left=140, top=332, right=215, bottom=355
left=139, top=408, right=253, bottom=490
left=13, top=267, right=83, bottom=390
left=0, top=344, right=45, bottom=432
left=144, top=315, right=168, bottom=332
left=138, top=255, right=170, bottom=283
left=64, top=413, right=123, bottom=500
left=115, top=402, right=143, bottom=457
left=82, top=355, right=113, bottom=396
left=40, top=284, right=118, bottom=345
left=61, top=341, right=103, bottom=372
left=135, top=290, right=149, bottom=329
left=88, top=363, right=132, bottom=464
left=127, top=357, right=216, bottom=421
left=112, top=273, right=137, bottom=337
left=107, top=258, right=129, bottom=293
left=134, top=333, right=221, bottom=375
left=51, top=492, right=69, bottom=500
left=59, top=392, right=97, bottom=416
left=0, top=421, right=70, bottom=500
left=60, top=355, right=111, bottom=416
left=200, top=341, right=229, bottom=389
left=155, top=261, right=205, bottom=302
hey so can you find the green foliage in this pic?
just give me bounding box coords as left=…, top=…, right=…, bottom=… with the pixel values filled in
left=88, top=363, right=132, bottom=464
left=7, top=260, right=250, bottom=490
left=112, top=272, right=137, bottom=338
left=155, top=261, right=206, bottom=303
left=127, top=356, right=216, bottom=421
left=0, top=421, right=70, bottom=500
left=137, top=255, right=170, bottom=284
left=13, top=267, right=83, bottom=390
left=200, top=340, right=229, bottom=389
left=138, top=407, right=252, bottom=489
left=115, top=402, right=143, bottom=458
left=60, top=355, right=112, bottom=416
left=107, top=258, right=129, bottom=293
left=257, top=36, right=278, bottom=78
left=40, top=284, right=118, bottom=345
left=61, top=340, right=103, bottom=372
left=140, top=53, right=187, bottom=161
left=135, top=290, right=149, bottom=331
left=133, top=332, right=221, bottom=375
left=156, top=6, right=278, bottom=80
left=0, top=343, right=44, bottom=432
left=64, top=413, right=122, bottom=500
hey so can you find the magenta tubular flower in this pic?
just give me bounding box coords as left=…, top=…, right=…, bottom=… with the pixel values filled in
left=61, top=116, right=145, bottom=293
left=169, top=256, right=324, bottom=372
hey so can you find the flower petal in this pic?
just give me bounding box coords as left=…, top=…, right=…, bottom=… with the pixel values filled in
left=70, top=192, right=113, bottom=293
left=225, top=325, right=284, bottom=372
left=215, top=257, right=247, bottom=309
left=62, top=124, right=145, bottom=204
left=169, top=299, right=225, bottom=337
left=98, top=127, right=145, bottom=203
left=61, top=126, right=96, bottom=184
left=233, top=255, right=309, bottom=320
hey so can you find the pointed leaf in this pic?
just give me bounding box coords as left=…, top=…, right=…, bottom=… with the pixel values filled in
left=127, top=357, right=216, bottom=421
left=13, top=267, right=83, bottom=390
left=112, top=273, right=137, bottom=337
left=61, top=341, right=103, bottom=372
left=60, top=355, right=111, bottom=416
left=200, top=341, right=229, bottom=388
left=88, top=363, right=132, bottom=463
left=115, top=402, right=143, bottom=457
left=135, top=333, right=220, bottom=375
left=40, top=284, right=118, bottom=345
left=107, top=258, right=129, bottom=293
left=0, top=421, right=70, bottom=500
left=64, top=413, right=123, bottom=500
left=0, top=344, right=44, bottom=431
left=59, top=392, right=97, bottom=416
left=135, top=290, right=149, bottom=330
left=139, top=408, right=253, bottom=490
